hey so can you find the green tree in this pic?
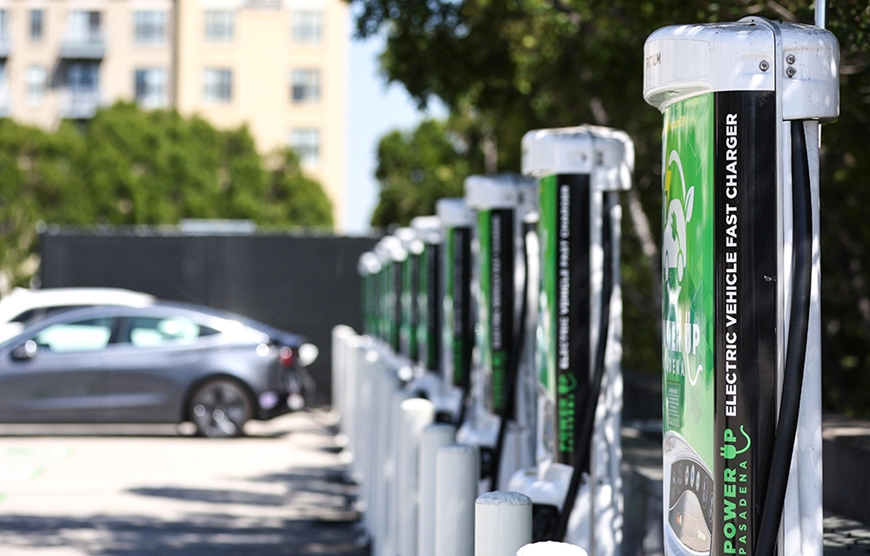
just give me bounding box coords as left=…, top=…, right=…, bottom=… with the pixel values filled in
left=265, top=149, right=335, bottom=228
left=0, top=119, right=83, bottom=288
left=0, top=102, right=333, bottom=290
left=811, top=3, right=870, bottom=415
left=371, top=119, right=481, bottom=228
left=353, top=0, right=870, bottom=415
left=73, top=102, right=333, bottom=228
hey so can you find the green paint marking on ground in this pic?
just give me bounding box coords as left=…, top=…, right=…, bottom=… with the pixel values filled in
left=1, top=446, right=74, bottom=461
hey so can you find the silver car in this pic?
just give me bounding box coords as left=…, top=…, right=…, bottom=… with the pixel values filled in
left=0, top=303, right=316, bottom=437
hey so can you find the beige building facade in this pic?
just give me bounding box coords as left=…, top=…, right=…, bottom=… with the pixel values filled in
left=0, top=0, right=347, bottom=226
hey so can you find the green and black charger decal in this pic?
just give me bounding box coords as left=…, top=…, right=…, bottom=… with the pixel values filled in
left=540, top=173, right=591, bottom=470
left=663, top=90, right=780, bottom=556
left=417, top=242, right=441, bottom=373
left=712, top=90, right=777, bottom=556
left=479, top=208, right=516, bottom=418
left=401, top=250, right=420, bottom=362
left=448, top=226, right=473, bottom=394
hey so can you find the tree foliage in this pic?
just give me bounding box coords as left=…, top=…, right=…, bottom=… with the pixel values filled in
left=371, top=119, right=481, bottom=228
left=0, top=102, right=333, bottom=290
left=354, top=0, right=870, bottom=416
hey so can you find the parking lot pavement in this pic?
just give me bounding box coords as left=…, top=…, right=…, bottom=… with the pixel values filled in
left=0, top=411, right=368, bottom=555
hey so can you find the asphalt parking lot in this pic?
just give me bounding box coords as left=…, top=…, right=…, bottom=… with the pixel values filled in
left=0, top=411, right=367, bottom=555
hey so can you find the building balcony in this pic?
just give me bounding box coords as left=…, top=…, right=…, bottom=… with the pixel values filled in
left=59, top=35, right=105, bottom=59
left=57, top=89, right=102, bottom=119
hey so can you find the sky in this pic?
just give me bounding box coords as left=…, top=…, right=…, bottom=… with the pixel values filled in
left=342, top=28, right=447, bottom=236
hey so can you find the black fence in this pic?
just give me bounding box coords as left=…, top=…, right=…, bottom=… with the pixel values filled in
left=39, top=227, right=378, bottom=406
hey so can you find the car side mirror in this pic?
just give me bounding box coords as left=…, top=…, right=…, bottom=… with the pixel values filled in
left=11, top=340, right=38, bottom=361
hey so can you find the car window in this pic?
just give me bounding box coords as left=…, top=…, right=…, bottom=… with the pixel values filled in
left=11, top=306, right=94, bottom=325
left=10, top=309, right=39, bottom=323
left=33, top=317, right=115, bottom=353
left=125, top=316, right=218, bottom=347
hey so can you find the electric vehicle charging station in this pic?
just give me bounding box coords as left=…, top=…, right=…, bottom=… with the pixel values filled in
left=402, top=216, right=455, bottom=411
left=359, top=252, right=382, bottom=338
left=459, top=174, right=539, bottom=492
left=396, top=227, right=424, bottom=364
left=643, top=18, right=838, bottom=556
left=374, top=235, right=405, bottom=353
left=508, top=126, right=633, bottom=554
left=436, top=198, right=477, bottom=423
left=411, top=216, right=444, bottom=376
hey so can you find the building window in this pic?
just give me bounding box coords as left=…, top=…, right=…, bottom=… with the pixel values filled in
left=135, top=68, right=167, bottom=109
left=134, top=11, right=167, bottom=45
left=204, top=10, right=234, bottom=43
left=67, top=62, right=99, bottom=92
left=30, top=10, right=44, bottom=41
left=291, top=11, right=322, bottom=45
left=0, top=10, right=9, bottom=45
left=67, top=11, right=102, bottom=42
left=203, top=68, right=232, bottom=103
left=26, top=66, right=47, bottom=105
left=291, top=69, right=321, bottom=103
left=290, top=128, right=321, bottom=167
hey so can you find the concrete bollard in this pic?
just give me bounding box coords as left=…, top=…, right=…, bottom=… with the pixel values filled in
left=435, top=444, right=480, bottom=556
left=383, top=383, right=411, bottom=556
left=516, top=542, right=589, bottom=556
left=475, top=491, right=533, bottom=556
left=330, top=325, right=355, bottom=422
left=398, top=398, right=436, bottom=556
left=419, top=424, right=457, bottom=556
left=371, top=355, right=402, bottom=556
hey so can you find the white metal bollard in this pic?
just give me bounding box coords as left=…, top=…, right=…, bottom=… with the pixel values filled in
left=418, top=424, right=457, bottom=556
left=435, top=444, right=480, bottom=556
left=330, top=325, right=355, bottom=422
left=515, top=541, right=588, bottom=556
left=384, top=381, right=412, bottom=556
left=398, top=398, right=436, bottom=556
left=372, top=353, right=402, bottom=556
left=474, top=491, right=533, bottom=556
left=356, top=345, right=381, bottom=539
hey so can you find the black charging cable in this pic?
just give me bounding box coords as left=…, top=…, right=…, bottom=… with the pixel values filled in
left=754, top=121, right=813, bottom=556
left=550, top=192, right=615, bottom=541
left=490, top=220, right=536, bottom=489
left=451, top=227, right=474, bottom=427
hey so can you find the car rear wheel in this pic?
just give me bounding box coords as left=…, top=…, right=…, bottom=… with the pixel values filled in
left=189, top=378, right=252, bottom=438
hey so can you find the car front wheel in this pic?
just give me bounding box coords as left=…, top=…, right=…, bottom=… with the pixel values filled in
left=189, top=378, right=252, bottom=438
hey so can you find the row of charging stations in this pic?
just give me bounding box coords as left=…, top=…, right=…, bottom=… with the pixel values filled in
left=334, top=13, right=839, bottom=556
left=342, top=125, right=635, bottom=556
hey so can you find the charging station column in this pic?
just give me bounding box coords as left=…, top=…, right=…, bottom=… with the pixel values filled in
left=375, top=236, right=406, bottom=353
left=358, top=252, right=381, bottom=337
left=397, top=228, right=424, bottom=363
left=644, top=19, right=838, bottom=556
left=412, top=216, right=444, bottom=375
left=461, top=174, right=538, bottom=489
left=437, top=198, right=476, bottom=421
left=513, top=127, right=632, bottom=554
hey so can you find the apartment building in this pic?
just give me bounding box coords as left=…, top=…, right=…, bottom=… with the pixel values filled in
left=0, top=0, right=347, bottom=225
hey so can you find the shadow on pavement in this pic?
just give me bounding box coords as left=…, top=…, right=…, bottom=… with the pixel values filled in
left=128, top=487, right=289, bottom=507
left=128, top=465, right=358, bottom=515
left=0, top=513, right=369, bottom=555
